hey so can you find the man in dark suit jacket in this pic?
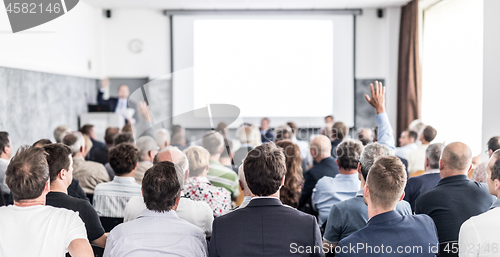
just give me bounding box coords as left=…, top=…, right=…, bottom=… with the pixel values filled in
left=404, top=143, right=444, bottom=211
left=209, top=143, right=322, bottom=257
left=336, top=156, right=439, bottom=257
left=260, top=118, right=274, bottom=143
left=415, top=142, right=494, bottom=256
left=298, top=135, right=339, bottom=213
left=97, top=78, right=137, bottom=123
left=79, top=124, right=106, bottom=163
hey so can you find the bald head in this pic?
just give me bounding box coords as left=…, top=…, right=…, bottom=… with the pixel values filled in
left=153, top=147, right=189, bottom=188
left=440, top=142, right=472, bottom=176
left=154, top=147, right=188, bottom=171
left=310, top=135, right=332, bottom=160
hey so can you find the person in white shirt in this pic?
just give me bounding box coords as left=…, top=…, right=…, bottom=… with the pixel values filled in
left=406, top=125, right=437, bottom=174
left=104, top=161, right=207, bottom=257
left=0, top=146, right=92, bottom=257
left=395, top=129, right=418, bottom=159
left=124, top=147, right=214, bottom=237
left=459, top=149, right=500, bottom=257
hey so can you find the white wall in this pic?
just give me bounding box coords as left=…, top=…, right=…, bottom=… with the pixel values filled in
left=0, top=6, right=402, bottom=128
left=0, top=6, right=169, bottom=79
left=356, top=8, right=401, bottom=130
left=0, top=1, right=102, bottom=78
left=482, top=0, right=500, bottom=156
left=101, top=9, right=170, bottom=79
left=102, top=9, right=400, bottom=128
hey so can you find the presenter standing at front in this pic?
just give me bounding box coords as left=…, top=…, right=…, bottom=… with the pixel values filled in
left=97, top=78, right=137, bottom=125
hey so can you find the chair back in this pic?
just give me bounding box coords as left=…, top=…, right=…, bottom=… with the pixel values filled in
left=99, top=217, right=124, bottom=232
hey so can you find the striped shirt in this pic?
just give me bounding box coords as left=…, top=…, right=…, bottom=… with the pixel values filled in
left=93, top=176, right=142, bottom=218
left=207, top=160, right=239, bottom=197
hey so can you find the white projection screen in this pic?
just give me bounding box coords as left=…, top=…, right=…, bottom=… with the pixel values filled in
left=172, top=14, right=354, bottom=128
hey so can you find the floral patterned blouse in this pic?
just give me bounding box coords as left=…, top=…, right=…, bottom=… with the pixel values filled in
left=183, top=176, right=231, bottom=217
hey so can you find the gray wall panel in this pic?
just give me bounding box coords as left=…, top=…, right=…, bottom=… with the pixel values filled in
left=0, top=67, right=97, bottom=151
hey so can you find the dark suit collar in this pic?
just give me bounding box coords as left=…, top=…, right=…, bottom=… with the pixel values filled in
left=318, top=156, right=335, bottom=165
left=437, top=174, right=469, bottom=186
left=247, top=197, right=283, bottom=207
left=367, top=210, right=402, bottom=225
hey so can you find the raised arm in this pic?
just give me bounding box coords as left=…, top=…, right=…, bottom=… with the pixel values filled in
left=364, top=81, right=395, bottom=150
left=97, top=78, right=110, bottom=104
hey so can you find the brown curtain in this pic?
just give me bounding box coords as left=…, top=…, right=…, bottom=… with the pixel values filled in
left=397, top=0, right=421, bottom=142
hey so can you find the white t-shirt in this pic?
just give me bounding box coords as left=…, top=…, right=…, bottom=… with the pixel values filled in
left=0, top=205, right=87, bottom=257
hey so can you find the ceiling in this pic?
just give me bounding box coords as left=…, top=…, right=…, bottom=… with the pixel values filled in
left=83, top=0, right=413, bottom=10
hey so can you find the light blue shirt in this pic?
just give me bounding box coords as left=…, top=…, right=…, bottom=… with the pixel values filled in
left=312, top=173, right=361, bottom=226
left=104, top=209, right=207, bottom=257
left=376, top=112, right=395, bottom=151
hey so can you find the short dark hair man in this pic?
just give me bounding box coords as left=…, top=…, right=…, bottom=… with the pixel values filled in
left=336, top=156, right=438, bottom=257
left=79, top=124, right=107, bottom=163
left=312, top=139, right=364, bottom=226
left=43, top=143, right=107, bottom=248
left=104, top=162, right=207, bottom=256
left=416, top=142, right=494, bottom=255
left=395, top=129, right=418, bottom=158
left=113, top=132, right=134, bottom=146
left=32, top=139, right=52, bottom=148
left=0, top=146, right=92, bottom=256
left=260, top=117, right=274, bottom=143
left=209, top=143, right=323, bottom=257
left=93, top=143, right=142, bottom=218
left=331, top=122, right=348, bottom=158
left=325, top=115, right=334, bottom=129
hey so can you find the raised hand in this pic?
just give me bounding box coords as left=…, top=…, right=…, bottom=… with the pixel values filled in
left=101, top=78, right=110, bottom=89
left=138, top=101, right=151, bottom=122
left=364, top=81, right=386, bottom=114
